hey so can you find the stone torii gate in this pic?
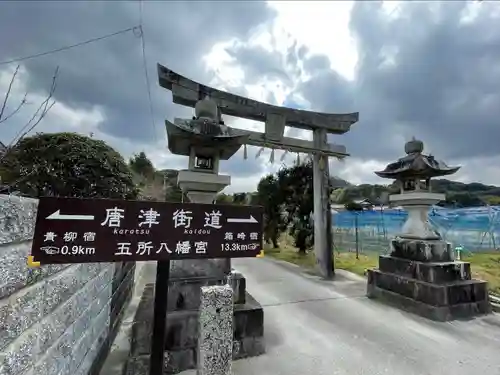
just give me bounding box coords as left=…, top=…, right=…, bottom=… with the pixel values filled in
left=158, top=64, right=359, bottom=278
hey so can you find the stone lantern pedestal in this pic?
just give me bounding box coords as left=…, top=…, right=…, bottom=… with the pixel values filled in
left=366, top=138, right=491, bottom=321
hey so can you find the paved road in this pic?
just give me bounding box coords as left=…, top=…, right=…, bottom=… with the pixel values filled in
left=223, top=257, right=500, bottom=375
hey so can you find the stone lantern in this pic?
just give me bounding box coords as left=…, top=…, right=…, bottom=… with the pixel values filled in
left=366, top=138, right=491, bottom=321
left=166, top=96, right=250, bottom=204
left=375, top=137, right=460, bottom=244
left=160, top=97, right=264, bottom=372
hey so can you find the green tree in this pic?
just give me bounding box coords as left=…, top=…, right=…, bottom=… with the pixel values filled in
left=247, top=192, right=259, bottom=205
left=330, top=188, right=345, bottom=203
left=256, top=174, right=285, bottom=248
left=165, top=186, right=183, bottom=202
left=277, top=160, right=314, bottom=253
left=233, top=193, right=247, bottom=205
left=129, top=151, right=155, bottom=179
left=256, top=160, right=317, bottom=253
left=162, top=169, right=184, bottom=203
left=444, top=192, right=484, bottom=207
left=215, top=193, right=233, bottom=204
left=0, top=132, right=138, bottom=199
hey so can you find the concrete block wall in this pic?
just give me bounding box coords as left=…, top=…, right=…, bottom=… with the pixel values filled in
left=0, top=195, right=135, bottom=375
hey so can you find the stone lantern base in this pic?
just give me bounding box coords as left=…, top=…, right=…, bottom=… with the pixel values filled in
left=366, top=238, right=491, bottom=321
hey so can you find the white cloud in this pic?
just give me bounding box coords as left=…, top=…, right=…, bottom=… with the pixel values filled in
left=452, top=155, right=500, bottom=186
left=203, top=1, right=500, bottom=192
left=203, top=41, right=246, bottom=88
left=0, top=65, right=104, bottom=145
left=332, top=158, right=389, bottom=185
left=199, top=2, right=365, bottom=192
left=268, top=0, right=358, bottom=81
left=226, top=176, right=259, bottom=194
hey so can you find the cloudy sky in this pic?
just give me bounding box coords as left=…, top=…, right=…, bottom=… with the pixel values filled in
left=1, top=1, right=499, bottom=193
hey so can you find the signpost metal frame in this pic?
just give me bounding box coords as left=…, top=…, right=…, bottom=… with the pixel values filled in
left=150, top=260, right=171, bottom=375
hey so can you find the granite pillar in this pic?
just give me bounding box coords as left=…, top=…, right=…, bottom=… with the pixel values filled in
left=197, top=285, right=233, bottom=375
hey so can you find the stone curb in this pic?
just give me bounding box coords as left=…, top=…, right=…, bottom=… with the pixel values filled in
left=490, top=294, right=500, bottom=312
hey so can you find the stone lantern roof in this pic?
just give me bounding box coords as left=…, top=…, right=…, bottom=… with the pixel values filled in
left=374, top=137, right=460, bottom=180
left=165, top=97, right=249, bottom=160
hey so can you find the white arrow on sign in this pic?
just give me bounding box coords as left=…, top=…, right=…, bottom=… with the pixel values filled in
left=46, top=210, right=95, bottom=221
left=227, top=215, right=258, bottom=224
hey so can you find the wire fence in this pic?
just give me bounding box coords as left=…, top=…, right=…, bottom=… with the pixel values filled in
left=332, top=206, right=500, bottom=255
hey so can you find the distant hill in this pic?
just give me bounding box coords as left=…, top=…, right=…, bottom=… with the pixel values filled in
left=160, top=169, right=350, bottom=198
left=335, top=179, right=500, bottom=207
left=158, top=167, right=498, bottom=208
left=330, top=176, right=351, bottom=188
left=431, top=179, right=500, bottom=206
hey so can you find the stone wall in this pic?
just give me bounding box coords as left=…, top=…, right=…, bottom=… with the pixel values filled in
left=0, top=195, right=135, bottom=375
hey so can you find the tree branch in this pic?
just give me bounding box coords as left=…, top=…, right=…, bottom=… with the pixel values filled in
left=17, top=100, right=56, bottom=141
left=0, top=91, right=28, bottom=124
left=8, top=66, right=59, bottom=147
left=0, top=65, right=20, bottom=121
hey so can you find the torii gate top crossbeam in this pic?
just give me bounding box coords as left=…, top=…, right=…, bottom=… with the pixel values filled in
left=158, top=64, right=359, bottom=134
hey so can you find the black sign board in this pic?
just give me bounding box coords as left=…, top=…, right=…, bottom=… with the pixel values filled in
left=30, top=197, right=263, bottom=264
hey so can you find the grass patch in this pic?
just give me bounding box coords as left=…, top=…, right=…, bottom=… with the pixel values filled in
left=265, top=237, right=500, bottom=295
left=464, top=253, right=500, bottom=295
left=265, top=245, right=316, bottom=268
left=264, top=236, right=378, bottom=276
left=335, top=252, right=378, bottom=276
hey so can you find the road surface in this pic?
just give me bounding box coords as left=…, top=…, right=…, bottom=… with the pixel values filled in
left=221, top=257, right=500, bottom=375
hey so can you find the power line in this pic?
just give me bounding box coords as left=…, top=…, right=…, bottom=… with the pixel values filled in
left=139, top=0, right=144, bottom=26
left=0, top=13, right=158, bottom=140
left=0, top=26, right=141, bottom=66
left=138, top=1, right=158, bottom=138
left=0, top=11, right=211, bottom=143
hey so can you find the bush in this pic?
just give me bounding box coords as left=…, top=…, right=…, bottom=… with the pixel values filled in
left=0, top=132, right=138, bottom=199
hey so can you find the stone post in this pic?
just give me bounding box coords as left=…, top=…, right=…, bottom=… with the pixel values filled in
left=313, top=128, right=334, bottom=279
left=197, top=285, right=234, bottom=375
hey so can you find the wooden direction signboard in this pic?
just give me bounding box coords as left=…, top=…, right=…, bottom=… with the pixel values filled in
left=30, top=197, right=263, bottom=264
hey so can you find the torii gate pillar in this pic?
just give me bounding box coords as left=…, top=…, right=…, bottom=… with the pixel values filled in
left=313, top=128, right=334, bottom=278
